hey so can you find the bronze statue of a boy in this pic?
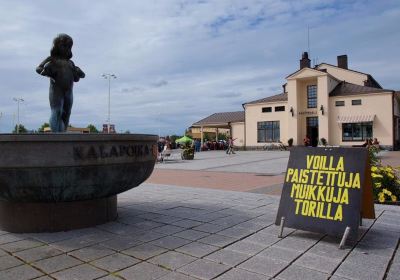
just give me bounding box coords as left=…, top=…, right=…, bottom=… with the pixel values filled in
left=36, top=34, right=85, bottom=132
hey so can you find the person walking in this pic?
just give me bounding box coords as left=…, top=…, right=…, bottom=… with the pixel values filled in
left=303, top=135, right=311, bottom=146
left=194, top=139, right=200, bottom=152
left=226, top=137, right=237, bottom=154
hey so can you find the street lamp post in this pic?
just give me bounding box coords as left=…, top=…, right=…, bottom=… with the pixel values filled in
left=13, top=97, right=24, bottom=134
left=157, top=112, right=161, bottom=138
left=102, top=74, right=117, bottom=133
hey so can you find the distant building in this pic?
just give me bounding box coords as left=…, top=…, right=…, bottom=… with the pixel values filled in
left=102, top=124, right=116, bottom=133
left=43, top=126, right=90, bottom=133
left=67, top=127, right=90, bottom=133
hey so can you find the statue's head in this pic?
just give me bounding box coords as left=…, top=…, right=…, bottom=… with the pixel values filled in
left=50, top=34, right=73, bottom=59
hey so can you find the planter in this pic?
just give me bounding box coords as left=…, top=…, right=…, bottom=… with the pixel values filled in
left=181, top=148, right=195, bottom=160
left=0, top=133, right=157, bottom=232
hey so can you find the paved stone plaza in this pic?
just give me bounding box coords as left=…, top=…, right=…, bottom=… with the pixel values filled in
left=0, top=183, right=399, bottom=280
left=1, top=150, right=399, bottom=279
left=155, top=151, right=290, bottom=174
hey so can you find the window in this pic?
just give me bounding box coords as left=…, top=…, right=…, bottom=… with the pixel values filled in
left=275, top=106, right=285, bottom=112
left=307, top=117, right=318, bottom=128
left=342, top=122, right=373, bottom=141
left=262, top=107, right=272, bottom=113
left=257, top=121, right=280, bottom=142
left=335, top=101, right=345, bottom=107
left=352, top=99, right=362, bottom=105
left=307, top=85, right=317, bottom=108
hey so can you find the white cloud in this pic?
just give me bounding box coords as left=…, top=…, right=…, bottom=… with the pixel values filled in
left=0, top=0, right=399, bottom=134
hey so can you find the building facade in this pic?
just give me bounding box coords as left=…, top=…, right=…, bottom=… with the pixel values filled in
left=243, top=53, right=400, bottom=150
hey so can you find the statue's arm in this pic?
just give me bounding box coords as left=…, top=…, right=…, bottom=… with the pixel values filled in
left=70, top=60, right=85, bottom=82
left=75, top=67, right=85, bottom=78
left=36, top=57, right=52, bottom=75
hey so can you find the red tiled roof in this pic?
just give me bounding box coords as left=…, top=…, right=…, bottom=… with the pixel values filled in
left=244, top=93, right=288, bottom=105
left=192, top=111, right=244, bottom=126
left=330, top=81, right=392, bottom=97
left=243, top=82, right=393, bottom=105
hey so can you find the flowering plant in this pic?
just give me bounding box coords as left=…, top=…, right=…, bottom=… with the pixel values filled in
left=371, top=165, right=400, bottom=203
left=369, top=146, right=400, bottom=203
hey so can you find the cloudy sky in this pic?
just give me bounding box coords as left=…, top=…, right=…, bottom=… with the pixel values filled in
left=0, top=0, right=399, bottom=134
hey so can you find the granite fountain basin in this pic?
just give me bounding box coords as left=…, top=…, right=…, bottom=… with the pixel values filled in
left=0, top=133, right=158, bottom=232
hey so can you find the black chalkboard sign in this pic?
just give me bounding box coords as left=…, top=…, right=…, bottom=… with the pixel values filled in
left=275, top=147, right=375, bottom=240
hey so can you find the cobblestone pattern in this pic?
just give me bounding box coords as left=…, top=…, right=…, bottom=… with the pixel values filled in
left=0, top=183, right=399, bottom=280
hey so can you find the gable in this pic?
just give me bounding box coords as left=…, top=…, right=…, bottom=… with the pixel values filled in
left=317, top=63, right=368, bottom=86
left=286, top=67, right=328, bottom=80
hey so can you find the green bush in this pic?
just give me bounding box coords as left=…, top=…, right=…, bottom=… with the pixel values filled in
left=368, top=145, right=381, bottom=166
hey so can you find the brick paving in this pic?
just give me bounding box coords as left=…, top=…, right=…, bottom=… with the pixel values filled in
left=0, top=184, right=398, bottom=280
left=147, top=150, right=288, bottom=194
left=147, top=169, right=285, bottom=194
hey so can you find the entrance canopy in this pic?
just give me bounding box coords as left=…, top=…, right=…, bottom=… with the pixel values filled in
left=190, top=111, right=244, bottom=144
left=337, top=115, right=375, bottom=123
left=192, top=111, right=245, bottom=128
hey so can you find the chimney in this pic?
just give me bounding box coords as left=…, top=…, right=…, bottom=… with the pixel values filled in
left=282, top=84, right=287, bottom=93
left=337, top=55, right=348, bottom=69
left=300, top=52, right=310, bottom=69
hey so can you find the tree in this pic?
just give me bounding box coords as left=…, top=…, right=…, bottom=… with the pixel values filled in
left=170, top=135, right=183, bottom=143
left=87, top=124, right=99, bottom=133
left=203, top=132, right=214, bottom=141
left=217, top=133, right=228, bottom=141
left=12, top=124, right=28, bottom=133
left=38, top=122, right=50, bottom=132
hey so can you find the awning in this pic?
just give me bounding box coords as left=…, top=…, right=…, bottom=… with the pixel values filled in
left=337, top=115, right=375, bottom=123
left=175, top=136, right=193, bottom=143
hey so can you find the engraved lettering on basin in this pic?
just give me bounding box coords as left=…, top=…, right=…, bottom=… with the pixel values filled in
left=73, top=144, right=151, bottom=160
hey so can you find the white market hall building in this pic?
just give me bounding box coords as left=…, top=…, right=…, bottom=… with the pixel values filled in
left=191, top=53, right=400, bottom=150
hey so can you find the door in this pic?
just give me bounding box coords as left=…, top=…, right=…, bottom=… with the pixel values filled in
left=307, top=117, right=319, bottom=147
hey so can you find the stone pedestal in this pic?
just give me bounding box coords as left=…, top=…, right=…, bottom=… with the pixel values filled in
left=0, top=196, right=117, bottom=233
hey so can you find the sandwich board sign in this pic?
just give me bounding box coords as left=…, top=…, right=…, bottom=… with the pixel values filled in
left=275, top=147, right=375, bottom=243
